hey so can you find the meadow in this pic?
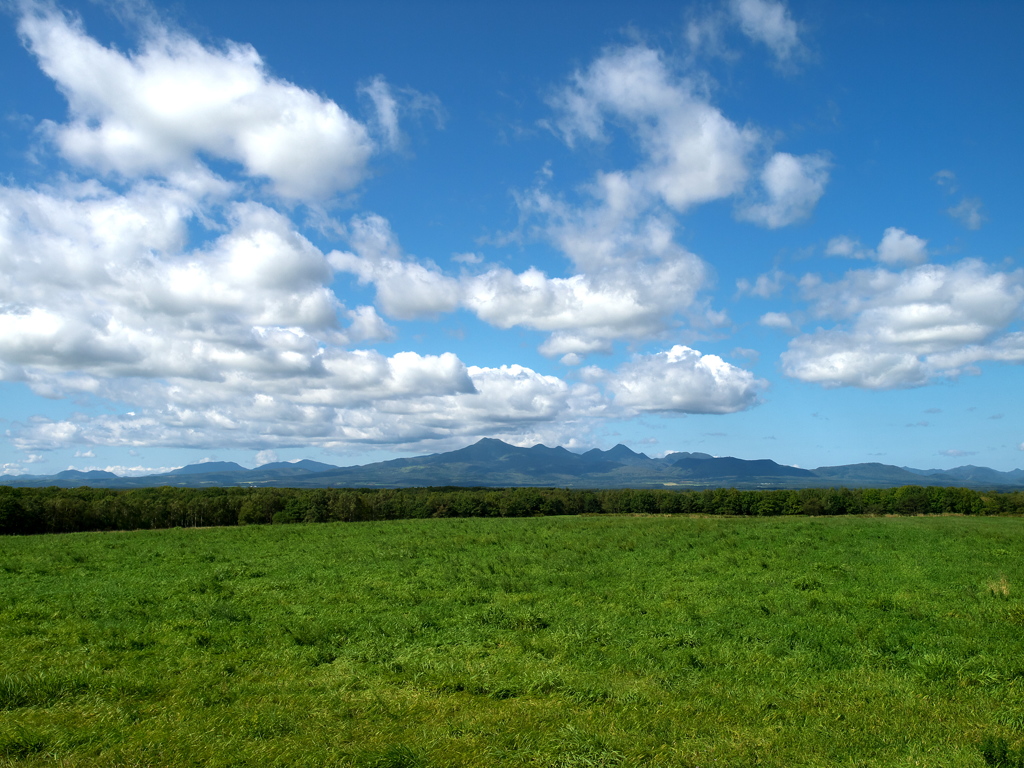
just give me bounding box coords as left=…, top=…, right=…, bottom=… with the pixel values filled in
left=2, top=514, right=1024, bottom=767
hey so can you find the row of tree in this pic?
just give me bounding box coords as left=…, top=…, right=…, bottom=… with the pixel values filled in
left=2, top=483, right=1023, bottom=535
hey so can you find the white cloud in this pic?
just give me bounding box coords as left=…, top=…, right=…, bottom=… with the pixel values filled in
left=825, top=235, right=869, bottom=259
left=782, top=333, right=930, bottom=389
left=0, top=183, right=402, bottom=384
left=19, top=7, right=377, bottom=200
left=759, top=312, right=797, bottom=331
left=948, top=197, right=985, bottom=230
left=8, top=361, right=601, bottom=453
left=782, top=260, right=1024, bottom=388
left=330, top=214, right=462, bottom=320
left=877, top=227, right=928, bottom=265
left=0, top=174, right=499, bottom=454
left=738, top=152, right=830, bottom=228
left=255, top=449, right=279, bottom=466
left=465, top=262, right=697, bottom=354
left=602, top=345, right=766, bottom=414
left=1, top=455, right=44, bottom=475
left=465, top=39, right=827, bottom=359
left=509, top=40, right=821, bottom=357
left=333, top=207, right=710, bottom=358
left=0, top=4, right=780, bottom=460
left=729, top=0, right=802, bottom=63
left=549, top=45, right=758, bottom=212
left=825, top=228, right=927, bottom=264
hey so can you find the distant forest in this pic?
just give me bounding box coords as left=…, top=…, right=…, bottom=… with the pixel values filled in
left=2, top=483, right=1024, bottom=535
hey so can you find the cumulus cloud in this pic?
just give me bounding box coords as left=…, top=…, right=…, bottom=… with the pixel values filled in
left=0, top=182, right=403, bottom=383
left=486, top=43, right=781, bottom=356
left=782, top=260, right=1024, bottom=388
left=825, top=228, right=927, bottom=264
left=332, top=206, right=710, bottom=358
left=548, top=45, right=758, bottom=212
left=1, top=3, right=773, bottom=458
left=759, top=312, right=797, bottom=331
left=330, top=214, right=462, bottom=320
left=729, top=0, right=802, bottom=63
left=599, top=345, right=766, bottom=414
left=9, top=340, right=766, bottom=452
left=825, top=235, right=869, bottom=259
left=0, top=172, right=521, bottom=454
left=877, top=227, right=928, bottom=265
left=511, top=42, right=824, bottom=356
left=8, top=361, right=601, bottom=453
left=19, top=6, right=378, bottom=199
left=738, top=152, right=830, bottom=228
left=468, top=207, right=707, bottom=354
left=1, top=455, right=45, bottom=475
left=255, top=449, right=279, bottom=466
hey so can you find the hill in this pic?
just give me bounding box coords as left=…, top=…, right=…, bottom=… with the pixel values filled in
left=4, top=439, right=1023, bottom=490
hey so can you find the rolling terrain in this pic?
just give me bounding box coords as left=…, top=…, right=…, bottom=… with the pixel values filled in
left=5, top=438, right=1024, bottom=489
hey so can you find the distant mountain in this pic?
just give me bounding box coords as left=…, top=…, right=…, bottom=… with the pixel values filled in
left=903, top=465, right=1024, bottom=485
left=54, top=469, right=119, bottom=480
left=164, top=461, right=249, bottom=476
left=672, top=457, right=814, bottom=479
left=255, top=460, right=339, bottom=473
left=662, top=451, right=714, bottom=463
left=3, top=439, right=1023, bottom=490
left=814, top=463, right=931, bottom=485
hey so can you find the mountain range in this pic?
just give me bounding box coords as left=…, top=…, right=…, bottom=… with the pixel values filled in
left=4, top=438, right=1024, bottom=490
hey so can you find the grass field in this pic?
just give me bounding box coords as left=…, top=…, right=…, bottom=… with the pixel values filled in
left=2, top=514, right=1024, bottom=767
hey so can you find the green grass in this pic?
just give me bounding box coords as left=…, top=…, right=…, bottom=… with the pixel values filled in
left=2, top=515, right=1024, bottom=766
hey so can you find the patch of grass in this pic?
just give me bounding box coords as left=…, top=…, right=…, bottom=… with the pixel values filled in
left=989, top=575, right=1012, bottom=598
left=1, top=515, right=1023, bottom=766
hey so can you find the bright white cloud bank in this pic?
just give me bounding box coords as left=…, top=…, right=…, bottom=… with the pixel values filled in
left=600, top=346, right=766, bottom=414
left=19, top=9, right=376, bottom=200
left=0, top=5, right=775, bottom=457
left=782, top=260, right=1024, bottom=388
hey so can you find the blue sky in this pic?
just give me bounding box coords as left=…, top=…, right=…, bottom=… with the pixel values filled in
left=1, top=0, right=1022, bottom=476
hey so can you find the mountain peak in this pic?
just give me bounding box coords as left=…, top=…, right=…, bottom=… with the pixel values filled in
left=579, top=444, right=651, bottom=466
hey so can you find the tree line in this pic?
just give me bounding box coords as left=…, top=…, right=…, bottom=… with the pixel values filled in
left=2, top=483, right=1023, bottom=536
